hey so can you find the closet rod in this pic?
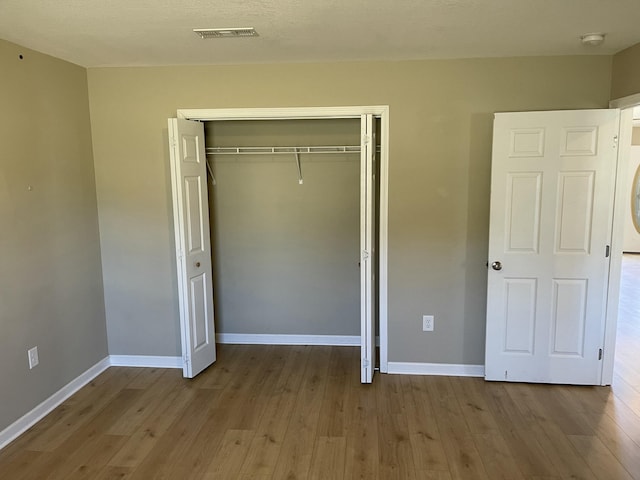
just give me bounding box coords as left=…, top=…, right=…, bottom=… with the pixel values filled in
left=206, top=145, right=362, bottom=155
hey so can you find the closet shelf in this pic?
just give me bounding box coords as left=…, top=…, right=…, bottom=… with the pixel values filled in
left=206, top=145, right=362, bottom=155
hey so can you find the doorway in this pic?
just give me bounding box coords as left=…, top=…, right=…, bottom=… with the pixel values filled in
left=170, top=106, right=390, bottom=382
left=606, top=101, right=640, bottom=386
left=205, top=118, right=363, bottom=342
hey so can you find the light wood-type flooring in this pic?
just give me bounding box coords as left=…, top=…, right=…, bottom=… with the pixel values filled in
left=1, top=255, right=640, bottom=479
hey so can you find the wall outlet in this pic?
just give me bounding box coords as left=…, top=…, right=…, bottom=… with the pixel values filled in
left=28, top=346, right=39, bottom=369
left=422, top=315, right=434, bottom=332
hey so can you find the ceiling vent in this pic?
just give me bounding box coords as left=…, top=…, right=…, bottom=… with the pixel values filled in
left=193, top=27, right=259, bottom=39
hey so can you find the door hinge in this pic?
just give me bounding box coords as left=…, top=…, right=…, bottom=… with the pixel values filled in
left=362, top=134, right=371, bottom=145
left=613, top=135, right=618, bottom=148
left=362, top=250, right=370, bottom=261
left=363, top=359, right=370, bottom=368
left=598, top=348, right=603, bottom=360
left=184, top=354, right=191, bottom=366
left=605, top=245, right=610, bottom=258
left=177, top=249, right=184, bottom=260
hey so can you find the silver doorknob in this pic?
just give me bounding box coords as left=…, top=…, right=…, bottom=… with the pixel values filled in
left=491, top=261, right=502, bottom=271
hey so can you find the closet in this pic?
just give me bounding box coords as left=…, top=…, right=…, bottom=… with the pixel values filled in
left=168, top=106, right=387, bottom=383
left=204, top=119, right=364, bottom=339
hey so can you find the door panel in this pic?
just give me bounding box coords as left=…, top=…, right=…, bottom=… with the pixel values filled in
left=360, top=114, right=376, bottom=383
left=485, top=109, right=619, bottom=385
left=168, top=118, right=216, bottom=378
left=555, top=172, right=595, bottom=252
left=505, top=172, right=542, bottom=252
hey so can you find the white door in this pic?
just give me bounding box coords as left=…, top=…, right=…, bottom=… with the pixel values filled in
left=361, top=114, right=376, bottom=383
left=485, top=109, right=619, bottom=385
left=168, top=118, right=216, bottom=378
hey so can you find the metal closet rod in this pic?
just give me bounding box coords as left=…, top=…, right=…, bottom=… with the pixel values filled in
left=205, top=144, right=379, bottom=186
left=206, top=145, right=362, bottom=155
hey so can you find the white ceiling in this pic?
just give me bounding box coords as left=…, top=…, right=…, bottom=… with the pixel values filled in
left=1, top=0, right=640, bottom=68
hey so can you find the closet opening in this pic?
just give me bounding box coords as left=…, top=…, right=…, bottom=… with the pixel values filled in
left=205, top=118, right=365, bottom=345
left=168, top=106, right=389, bottom=383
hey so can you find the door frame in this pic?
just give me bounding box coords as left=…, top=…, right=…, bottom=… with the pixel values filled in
left=602, top=95, right=639, bottom=385
left=176, top=105, right=390, bottom=373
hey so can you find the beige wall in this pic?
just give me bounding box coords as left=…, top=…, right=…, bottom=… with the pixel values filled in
left=611, top=42, right=640, bottom=100
left=0, top=39, right=107, bottom=432
left=87, top=55, right=612, bottom=364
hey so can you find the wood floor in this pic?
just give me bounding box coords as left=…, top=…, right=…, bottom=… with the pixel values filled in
left=1, top=257, right=639, bottom=479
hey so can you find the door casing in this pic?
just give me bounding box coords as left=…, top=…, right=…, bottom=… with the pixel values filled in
left=603, top=95, right=639, bottom=385
left=176, top=106, right=390, bottom=374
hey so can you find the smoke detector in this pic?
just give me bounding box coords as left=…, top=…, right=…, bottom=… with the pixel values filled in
left=580, top=33, right=605, bottom=46
left=193, top=27, right=259, bottom=39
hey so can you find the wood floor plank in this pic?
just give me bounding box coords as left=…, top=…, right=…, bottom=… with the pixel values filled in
left=92, top=466, right=133, bottom=480
left=472, top=433, right=525, bottom=480
left=568, top=434, right=635, bottom=480
left=308, top=436, right=347, bottom=480
left=106, top=369, right=178, bottom=436
left=449, top=377, right=500, bottom=435
left=25, top=368, right=143, bottom=453
left=426, top=376, right=489, bottom=480
left=316, top=346, right=352, bottom=438
left=505, top=384, right=597, bottom=480
left=237, top=346, right=309, bottom=478
left=578, top=408, right=640, bottom=477
left=164, top=346, right=285, bottom=479
left=107, top=379, right=199, bottom=468
left=271, top=346, right=332, bottom=480
left=483, top=383, right=555, bottom=477
left=375, top=375, right=417, bottom=480
left=200, top=429, right=255, bottom=479
left=126, top=388, right=219, bottom=479
left=50, top=435, right=129, bottom=480
left=343, top=349, right=380, bottom=480
left=0, top=449, right=43, bottom=479
left=401, top=376, right=449, bottom=474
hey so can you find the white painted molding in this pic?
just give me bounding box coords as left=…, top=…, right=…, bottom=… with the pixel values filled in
left=0, top=357, right=111, bottom=451
left=387, top=362, right=485, bottom=377
left=178, top=105, right=389, bottom=121
left=217, top=333, right=361, bottom=346
left=109, top=355, right=182, bottom=368
left=609, top=92, right=640, bottom=110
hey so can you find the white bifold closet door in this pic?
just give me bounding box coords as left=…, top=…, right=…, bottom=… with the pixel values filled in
left=168, top=118, right=217, bottom=378
left=360, top=114, right=376, bottom=383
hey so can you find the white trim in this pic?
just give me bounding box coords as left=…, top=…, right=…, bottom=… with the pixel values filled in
left=387, top=362, right=485, bottom=377
left=216, top=333, right=361, bottom=346
left=601, top=107, right=635, bottom=385
left=108, top=355, right=182, bottom=368
left=378, top=107, right=389, bottom=373
left=0, top=357, right=110, bottom=451
left=610, top=92, right=640, bottom=110
left=177, top=105, right=390, bottom=375
left=178, top=106, right=389, bottom=121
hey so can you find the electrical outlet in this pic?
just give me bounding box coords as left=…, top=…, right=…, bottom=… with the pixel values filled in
left=422, top=315, right=434, bottom=332
left=28, top=346, right=39, bottom=369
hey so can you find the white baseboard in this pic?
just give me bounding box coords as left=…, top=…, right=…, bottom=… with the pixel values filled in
left=0, top=357, right=111, bottom=451
left=387, top=361, right=485, bottom=377
left=109, top=355, right=182, bottom=368
left=216, top=333, right=361, bottom=346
